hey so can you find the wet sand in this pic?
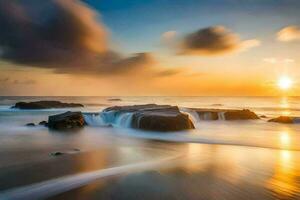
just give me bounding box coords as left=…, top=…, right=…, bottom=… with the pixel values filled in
left=51, top=144, right=300, bottom=200
left=2, top=142, right=300, bottom=199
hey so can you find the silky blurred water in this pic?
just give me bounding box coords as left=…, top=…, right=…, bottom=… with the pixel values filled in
left=0, top=96, right=300, bottom=199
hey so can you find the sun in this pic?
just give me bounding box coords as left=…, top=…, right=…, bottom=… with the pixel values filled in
left=278, top=76, right=292, bottom=90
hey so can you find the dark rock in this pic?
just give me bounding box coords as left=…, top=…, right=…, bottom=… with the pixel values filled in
left=103, top=104, right=195, bottom=132
left=73, top=148, right=80, bottom=152
left=39, top=121, right=48, bottom=126
left=191, top=108, right=259, bottom=120
left=50, top=152, right=64, bottom=156
left=26, top=123, right=35, bottom=127
left=224, top=109, right=259, bottom=120
left=11, top=101, right=84, bottom=109
left=108, top=98, right=122, bottom=101
left=48, top=111, right=85, bottom=130
left=260, top=115, right=267, bottom=118
left=268, top=116, right=294, bottom=124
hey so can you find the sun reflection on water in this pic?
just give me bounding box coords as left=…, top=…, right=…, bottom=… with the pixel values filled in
left=267, top=150, right=299, bottom=198
left=279, top=132, right=290, bottom=149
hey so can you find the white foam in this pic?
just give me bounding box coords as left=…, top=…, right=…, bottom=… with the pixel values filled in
left=217, top=112, right=225, bottom=120
left=0, top=155, right=179, bottom=200
left=84, top=111, right=135, bottom=128
left=179, top=108, right=200, bottom=126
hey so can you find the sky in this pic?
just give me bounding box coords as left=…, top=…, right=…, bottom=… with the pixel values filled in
left=0, top=0, right=299, bottom=96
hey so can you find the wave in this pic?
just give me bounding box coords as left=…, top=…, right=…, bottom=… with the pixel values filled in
left=116, top=129, right=300, bottom=151
left=0, top=155, right=179, bottom=200
left=83, top=111, right=135, bottom=128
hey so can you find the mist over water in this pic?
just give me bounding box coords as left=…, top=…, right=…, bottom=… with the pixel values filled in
left=1, top=96, right=300, bottom=199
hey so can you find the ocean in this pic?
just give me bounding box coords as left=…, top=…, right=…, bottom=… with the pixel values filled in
left=0, top=96, right=300, bottom=199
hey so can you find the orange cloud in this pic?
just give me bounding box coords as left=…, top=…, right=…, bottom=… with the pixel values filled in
left=277, top=26, right=300, bottom=42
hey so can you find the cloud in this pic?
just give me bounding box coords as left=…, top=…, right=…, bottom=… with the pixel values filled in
left=277, top=26, right=300, bottom=42
left=0, top=77, right=36, bottom=85
left=263, top=57, right=278, bottom=64
left=0, top=0, right=152, bottom=74
left=263, top=57, right=295, bottom=64
left=161, top=31, right=177, bottom=45
left=154, top=69, right=181, bottom=77
left=179, top=26, right=260, bottom=55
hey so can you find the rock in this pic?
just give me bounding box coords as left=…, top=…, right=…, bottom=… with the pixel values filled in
left=108, top=98, right=122, bottom=101
left=191, top=108, right=259, bottom=120
left=260, top=115, right=267, bottom=118
left=268, top=116, right=296, bottom=124
left=39, top=121, right=48, bottom=126
left=224, top=109, right=260, bottom=120
left=103, top=104, right=195, bottom=132
left=50, top=152, right=64, bottom=156
left=26, top=123, right=35, bottom=127
left=48, top=111, right=85, bottom=130
left=11, top=101, right=84, bottom=109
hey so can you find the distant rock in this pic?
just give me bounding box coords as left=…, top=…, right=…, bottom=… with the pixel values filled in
left=39, top=121, right=48, bottom=126
left=268, top=116, right=300, bottom=124
left=26, top=123, right=35, bottom=127
left=103, top=104, right=195, bottom=132
left=108, top=98, right=122, bottom=101
left=48, top=111, right=85, bottom=130
left=11, top=101, right=84, bottom=109
left=50, top=152, right=64, bottom=156
left=50, top=148, right=81, bottom=156
left=210, top=104, right=223, bottom=107
left=191, top=108, right=259, bottom=120
left=260, top=115, right=267, bottom=118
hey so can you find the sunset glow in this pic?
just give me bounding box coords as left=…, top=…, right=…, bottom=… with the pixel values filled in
left=278, top=76, right=293, bottom=90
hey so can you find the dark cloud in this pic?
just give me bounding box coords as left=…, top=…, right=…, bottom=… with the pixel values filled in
left=179, top=26, right=260, bottom=55
left=0, top=0, right=152, bottom=74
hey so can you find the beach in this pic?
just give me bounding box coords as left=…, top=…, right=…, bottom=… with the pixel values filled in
left=0, top=96, right=300, bottom=199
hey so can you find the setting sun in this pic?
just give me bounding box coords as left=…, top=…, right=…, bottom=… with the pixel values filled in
left=278, top=76, right=292, bottom=90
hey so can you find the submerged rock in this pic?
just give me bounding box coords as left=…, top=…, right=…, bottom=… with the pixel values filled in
left=268, top=116, right=300, bottom=124
left=102, top=104, right=195, bottom=132
left=12, top=101, right=84, bottom=109
left=26, top=123, right=35, bottom=127
left=191, top=108, right=259, bottom=120
left=48, top=111, right=85, bottom=130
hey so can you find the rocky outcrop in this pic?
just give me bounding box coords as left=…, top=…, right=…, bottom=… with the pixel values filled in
left=268, top=116, right=300, bottom=124
left=25, top=123, right=35, bottom=127
left=12, top=101, right=84, bottom=109
left=48, top=111, right=85, bottom=130
left=102, top=104, right=195, bottom=131
left=191, top=108, right=259, bottom=120
left=39, top=121, right=48, bottom=126
left=224, top=109, right=260, bottom=120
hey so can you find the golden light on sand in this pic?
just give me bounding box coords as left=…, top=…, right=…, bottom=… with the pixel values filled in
left=280, top=132, right=290, bottom=148
left=278, top=76, right=292, bottom=90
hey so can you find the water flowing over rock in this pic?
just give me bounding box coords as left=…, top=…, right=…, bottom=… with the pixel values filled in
left=84, top=104, right=195, bottom=132
left=48, top=111, right=85, bottom=130
left=268, top=116, right=300, bottom=124
left=183, top=108, right=259, bottom=121
left=12, top=101, right=84, bottom=109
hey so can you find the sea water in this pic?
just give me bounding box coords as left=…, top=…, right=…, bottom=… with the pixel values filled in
left=1, top=96, right=300, bottom=199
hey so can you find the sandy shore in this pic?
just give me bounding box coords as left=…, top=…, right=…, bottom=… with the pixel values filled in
left=1, top=142, right=300, bottom=200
